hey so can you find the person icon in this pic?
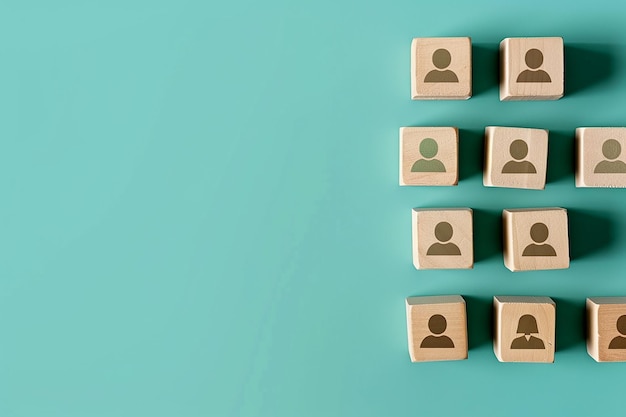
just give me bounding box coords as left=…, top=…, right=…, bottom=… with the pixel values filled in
left=426, top=222, right=461, bottom=255
left=420, top=314, right=455, bottom=348
left=608, top=315, right=626, bottom=349
left=522, top=223, right=557, bottom=256
left=594, top=139, right=626, bottom=173
left=424, top=49, right=459, bottom=83
left=516, top=48, right=552, bottom=83
left=510, top=315, right=545, bottom=349
left=411, top=138, right=446, bottom=172
left=501, top=139, right=537, bottom=174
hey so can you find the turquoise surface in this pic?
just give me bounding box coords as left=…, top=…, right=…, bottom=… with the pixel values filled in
left=2, top=1, right=626, bottom=416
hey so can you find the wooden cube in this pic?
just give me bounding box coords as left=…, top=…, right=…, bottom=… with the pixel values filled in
left=587, top=297, right=626, bottom=362
left=493, top=296, right=556, bottom=363
left=399, top=127, right=458, bottom=186
left=500, top=37, right=564, bottom=101
left=406, top=295, right=468, bottom=362
left=576, top=127, right=626, bottom=188
left=411, top=37, right=472, bottom=100
left=412, top=208, right=473, bottom=270
left=502, top=208, right=569, bottom=272
left=484, top=126, right=548, bottom=190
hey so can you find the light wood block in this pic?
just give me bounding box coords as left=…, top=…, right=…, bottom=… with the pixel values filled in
left=412, top=208, right=473, bottom=270
left=500, top=37, right=564, bottom=101
left=411, top=37, right=472, bottom=100
left=576, top=127, right=626, bottom=188
left=502, top=208, right=569, bottom=272
left=587, top=297, right=626, bottom=362
left=493, top=296, right=556, bottom=363
left=406, top=295, right=468, bottom=362
left=399, top=127, right=458, bottom=186
left=483, top=126, right=549, bottom=190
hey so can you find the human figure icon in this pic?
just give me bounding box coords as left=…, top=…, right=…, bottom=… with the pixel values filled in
left=420, top=314, right=455, bottom=348
left=501, top=139, right=537, bottom=174
left=522, top=222, right=557, bottom=256
left=608, top=315, right=626, bottom=349
left=516, top=48, right=552, bottom=83
left=510, top=315, right=545, bottom=349
left=424, top=49, right=459, bottom=83
left=411, top=138, right=446, bottom=172
left=594, top=139, right=626, bottom=173
left=426, top=222, right=461, bottom=255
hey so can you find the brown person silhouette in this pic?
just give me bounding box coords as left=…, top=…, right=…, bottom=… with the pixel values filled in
left=510, top=315, right=545, bottom=349
left=420, top=314, right=455, bottom=348
left=522, top=223, right=556, bottom=256
left=516, top=49, right=551, bottom=83
left=426, top=222, right=461, bottom=255
left=502, top=139, right=537, bottom=174
left=609, top=315, right=626, bottom=349
left=424, top=49, right=459, bottom=83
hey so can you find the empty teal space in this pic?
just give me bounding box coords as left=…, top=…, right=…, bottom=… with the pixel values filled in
left=2, top=0, right=626, bottom=416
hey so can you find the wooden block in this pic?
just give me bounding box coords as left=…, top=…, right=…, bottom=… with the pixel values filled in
left=493, top=296, right=556, bottom=363
left=586, top=297, right=626, bottom=362
left=411, top=37, right=472, bottom=100
left=484, top=126, right=548, bottom=190
left=399, top=127, right=459, bottom=186
left=412, top=208, right=473, bottom=270
left=502, top=208, right=569, bottom=272
left=576, top=127, right=626, bottom=188
left=406, top=295, right=468, bottom=362
left=500, top=37, right=564, bottom=101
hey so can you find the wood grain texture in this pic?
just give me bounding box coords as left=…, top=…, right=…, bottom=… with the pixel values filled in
left=586, top=297, right=626, bottom=362
left=483, top=126, right=548, bottom=190
left=576, top=127, right=626, bottom=188
left=406, top=295, right=467, bottom=362
left=411, top=37, right=471, bottom=100
left=502, top=208, right=569, bottom=272
left=412, top=208, right=473, bottom=270
left=493, top=296, right=556, bottom=363
left=399, top=127, right=458, bottom=186
left=500, top=37, right=564, bottom=101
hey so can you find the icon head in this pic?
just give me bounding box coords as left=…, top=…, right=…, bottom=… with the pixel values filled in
left=516, top=314, right=539, bottom=334
left=509, top=139, right=529, bottom=160
left=529, top=222, right=549, bottom=243
left=428, top=314, right=447, bottom=335
left=419, top=138, right=439, bottom=159
left=602, top=139, right=622, bottom=160
left=525, top=48, right=544, bottom=69
left=432, top=49, right=452, bottom=69
left=617, top=315, right=626, bottom=336
left=434, top=221, right=454, bottom=242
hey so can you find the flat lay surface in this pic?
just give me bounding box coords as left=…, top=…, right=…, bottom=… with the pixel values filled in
left=2, top=1, right=626, bottom=416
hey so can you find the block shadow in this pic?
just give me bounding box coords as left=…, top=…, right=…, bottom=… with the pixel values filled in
left=568, top=209, right=615, bottom=260
left=465, top=295, right=492, bottom=350
left=459, top=128, right=484, bottom=182
left=473, top=208, right=502, bottom=263
left=472, top=43, right=499, bottom=96
left=547, top=130, right=575, bottom=184
left=566, top=43, right=616, bottom=96
left=554, top=297, right=585, bottom=352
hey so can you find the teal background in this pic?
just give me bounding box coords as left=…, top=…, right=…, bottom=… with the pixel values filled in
left=2, top=1, right=626, bottom=416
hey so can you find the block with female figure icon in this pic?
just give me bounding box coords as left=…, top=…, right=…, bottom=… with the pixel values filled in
left=412, top=208, right=473, bottom=269
left=400, top=127, right=459, bottom=186
left=502, top=208, right=569, bottom=272
left=411, top=37, right=472, bottom=100
left=493, top=296, right=556, bottom=363
left=500, top=37, right=564, bottom=100
left=483, top=126, right=548, bottom=190
left=406, top=295, right=468, bottom=362
left=586, top=297, right=626, bottom=362
left=576, top=127, right=626, bottom=187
